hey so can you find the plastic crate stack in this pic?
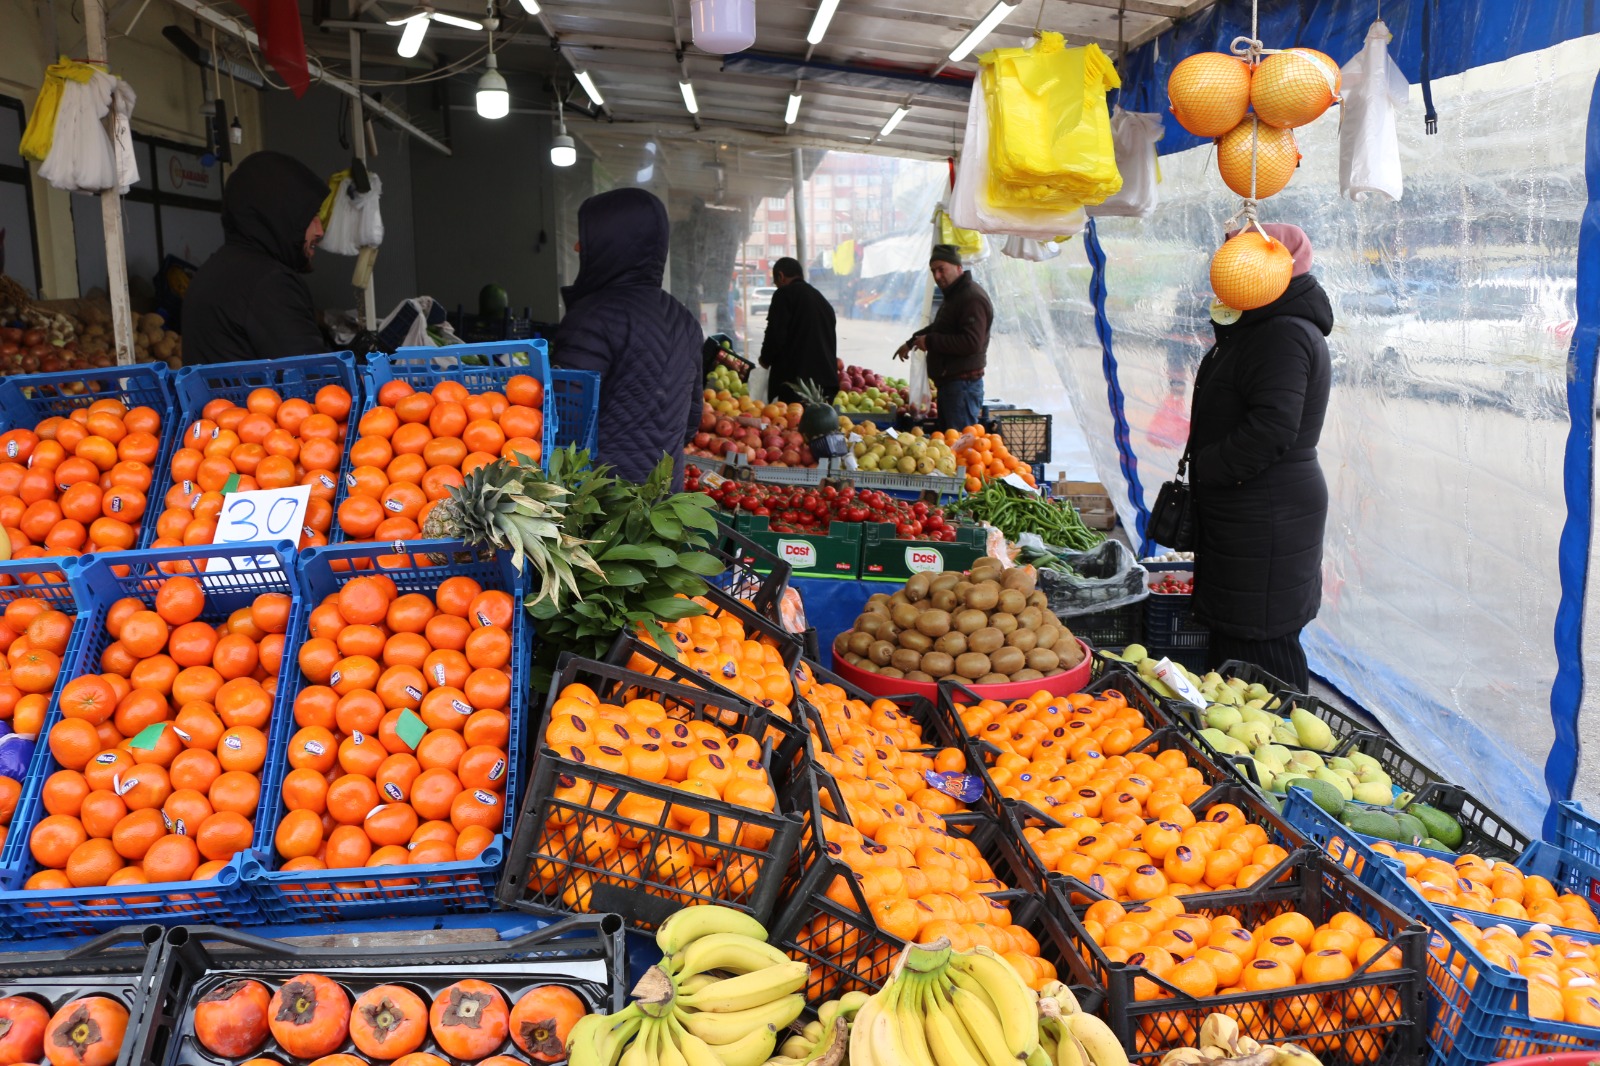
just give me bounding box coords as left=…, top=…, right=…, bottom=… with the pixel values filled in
left=1142, top=561, right=1208, bottom=672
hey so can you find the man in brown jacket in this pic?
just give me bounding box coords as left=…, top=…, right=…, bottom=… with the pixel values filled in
left=895, top=244, right=994, bottom=430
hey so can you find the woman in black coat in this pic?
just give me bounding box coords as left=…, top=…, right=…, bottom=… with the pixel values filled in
left=1185, top=224, right=1332, bottom=691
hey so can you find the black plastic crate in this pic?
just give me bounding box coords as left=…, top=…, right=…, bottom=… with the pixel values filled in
left=985, top=412, right=1052, bottom=465
left=499, top=656, right=804, bottom=930
left=706, top=516, right=793, bottom=622
left=1145, top=592, right=1209, bottom=673
left=1060, top=600, right=1145, bottom=650
left=797, top=657, right=963, bottom=755
left=148, top=914, right=624, bottom=1066
left=1044, top=849, right=1429, bottom=1064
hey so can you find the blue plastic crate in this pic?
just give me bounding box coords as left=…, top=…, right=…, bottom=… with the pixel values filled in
left=163, top=353, right=360, bottom=550
left=243, top=538, right=527, bottom=922
left=0, top=542, right=302, bottom=938
left=1556, top=801, right=1600, bottom=869
left=0, top=364, right=179, bottom=556
left=551, top=368, right=600, bottom=454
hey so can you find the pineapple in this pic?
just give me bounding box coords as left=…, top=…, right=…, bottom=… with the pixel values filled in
left=422, top=459, right=601, bottom=608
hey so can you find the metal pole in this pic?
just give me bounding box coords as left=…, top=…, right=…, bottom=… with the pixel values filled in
left=791, top=147, right=807, bottom=269
left=349, top=29, right=378, bottom=330
left=85, top=0, right=135, bottom=365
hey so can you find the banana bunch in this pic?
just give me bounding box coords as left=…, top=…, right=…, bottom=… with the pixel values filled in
left=1157, top=1015, right=1323, bottom=1066
left=849, top=938, right=1048, bottom=1066
left=768, top=992, right=869, bottom=1066
left=570, top=905, right=813, bottom=1066
left=1037, top=982, right=1128, bottom=1066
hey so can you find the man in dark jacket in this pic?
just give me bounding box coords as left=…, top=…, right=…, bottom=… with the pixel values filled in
left=759, top=257, right=837, bottom=404
left=895, top=244, right=993, bottom=430
left=1186, top=224, right=1332, bottom=691
left=553, top=187, right=703, bottom=490
left=183, top=151, right=329, bottom=365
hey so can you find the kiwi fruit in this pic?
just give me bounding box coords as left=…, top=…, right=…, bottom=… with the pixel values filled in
left=905, top=573, right=933, bottom=601
left=968, top=627, right=1004, bottom=655
left=856, top=660, right=881, bottom=674
left=1017, top=606, right=1043, bottom=631
left=891, top=602, right=920, bottom=630
left=935, top=632, right=968, bottom=657
left=891, top=648, right=923, bottom=674
left=930, top=573, right=961, bottom=593
left=953, top=581, right=974, bottom=603
left=1002, top=567, right=1036, bottom=593
left=911, top=610, right=949, bottom=638
left=964, top=582, right=1001, bottom=612
left=1058, top=640, right=1086, bottom=668
left=842, top=652, right=864, bottom=667
left=847, top=631, right=874, bottom=657
left=833, top=632, right=852, bottom=656
left=1027, top=590, right=1049, bottom=610
left=989, top=612, right=1018, bottom=636
left=906, top=671, right=935, bottom=683
left=978, top=673, right=1011, bottom=685
left=954, top=609, right=987, bottom=635
left=898, top=629, right=932, bottom=654
left=955, top=652, right=991, bottom=680
left=868, top=640, right=896, bottom=667
left=997, top=588, right=1027, bottom=615
left=930, top=588, right=959, bottom=613
left=858, top=614, right=888, bottom=639
left=1013, top=668, right=1044, bottom=681
left=990, top=647, right=1026, bottom=675
left=866, top=593, right=893, bottom=612
left=1034, top=625, right=1061, bottom=650
left=920, top=651, right=954, bottom=677
left=1006, top=627, right=1038, bottom=653
left=1027, top=648, right=1061, bottom=673
left=878, top=667, right=905, bottom=680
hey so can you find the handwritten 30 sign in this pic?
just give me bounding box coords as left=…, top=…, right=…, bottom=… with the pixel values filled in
left=204, top=485, right=312, bottom=572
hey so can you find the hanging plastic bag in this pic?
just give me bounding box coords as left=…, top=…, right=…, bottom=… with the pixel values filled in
left=746, top=363, right=770, bottom=403
left=38, top=67, right=119, bottom=194
left=908, top=348, right=931, bottom=410
left=109, top=79, right=139, bottom=194
left=1001, top=235, right=1061, bottom=261
left=952, top=66, right=1086, bottom=239
left=323, top=173, right=385, bottom=256
left=1340, top=20, right=1408, bottom=202
left=936, top=206, right=984, bottom=259
left=19, top=58, right=95, bottom=163
left=982, top=34, right=1122, bottom=208
left=1087, top=108, right=1163, bottom=218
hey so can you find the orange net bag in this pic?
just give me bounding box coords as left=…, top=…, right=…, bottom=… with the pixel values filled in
left=1168, top=53, right=1252, bottom=138
left=1216, top=118, right=1301, bottom=199
left=1210, top=229, right=1293, bottom=311
left=1251, top=48, right=1341, bottom=129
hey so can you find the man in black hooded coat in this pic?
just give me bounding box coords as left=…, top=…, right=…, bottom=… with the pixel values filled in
left=183, top=151, right=330, bottom=365
left=1186, top=229, right=1333, bottom=692
left=553, top=188, right=703, bottom=490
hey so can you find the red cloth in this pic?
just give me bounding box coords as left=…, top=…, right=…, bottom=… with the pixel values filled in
left=236, top=0, right=309, bottom=98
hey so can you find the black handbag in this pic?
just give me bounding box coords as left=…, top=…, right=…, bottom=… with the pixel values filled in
left=1146, top=447, right=1196, bottom=552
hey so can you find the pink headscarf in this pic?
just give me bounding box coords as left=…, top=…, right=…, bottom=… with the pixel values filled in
left=1224, top=222, right=1314, bottom=277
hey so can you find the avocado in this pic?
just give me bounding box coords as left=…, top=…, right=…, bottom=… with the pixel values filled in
left=1421, top=837, right=1455, bottom=855
left=1298, top=778, right=1348, bottom=817
left=1407, top=803, right=1464, bottom=849
left=1347, top=810, right=1403, bottom=842
left=1394, top=812, right=1429, bottom=845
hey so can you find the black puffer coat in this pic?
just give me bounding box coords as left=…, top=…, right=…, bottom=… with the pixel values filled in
left=1187, top=273, right=1333, bottom=640
left=760, top=279, right=837, bottom=405
left=183, top=151, right=329, bottom=365
left=553, top=188, right=703, bottom=490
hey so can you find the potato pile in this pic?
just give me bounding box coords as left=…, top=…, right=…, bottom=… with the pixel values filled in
left=833, top=557, right=1085, bottom=685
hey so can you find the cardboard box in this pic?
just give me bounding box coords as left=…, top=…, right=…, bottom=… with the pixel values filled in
left=1055, top=481, right=1116, bottom=531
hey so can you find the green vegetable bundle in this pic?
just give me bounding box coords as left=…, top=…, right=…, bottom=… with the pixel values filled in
left=947, top=480, right=1106, bottom=550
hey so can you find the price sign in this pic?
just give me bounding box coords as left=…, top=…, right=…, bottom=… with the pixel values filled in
left=1000, top=473, right=1040, bottom=495
left=205, top=485, right=312, bottom=573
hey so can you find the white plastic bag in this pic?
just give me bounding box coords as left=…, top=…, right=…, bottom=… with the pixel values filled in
left=1087, top=108, right=1163, bottom=218
left=110, top=79, right=139, bottom=194
left=746, top=364, right=770, bottom=403
left=39, top=69, right=118, bottom=194
left=908, top=349, right=931, bottom=409
left=1001, top=235, right=1062, bottom=261
left=1340, top=20, right=1408, bottom=202
left=951, top=69, right=1086, bottom=240
left=322, top=173, right=384, bottom=256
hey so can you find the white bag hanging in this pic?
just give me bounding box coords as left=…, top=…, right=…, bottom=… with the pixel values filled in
left=109, top=79, right=139, bottom=194
left=908, top=349, right=931, bottom=410
left=1001, top=235, right=1062, bottom=261
left=39, top=69, right=118, bottom=194
left=1087, top=108, right=1163, bottom=218
left=1340, top=20, right=1408, bottom=202
left=322, top=173, right=384, bottom=256
left=951, top=72, right=1085, bottom=240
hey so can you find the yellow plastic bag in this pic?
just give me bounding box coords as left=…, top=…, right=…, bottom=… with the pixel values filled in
left=20, top=58, right=97, bottom=164
left=936, top=207, right=983, bottom=259
left=981, top=34, right=1123, bottom=207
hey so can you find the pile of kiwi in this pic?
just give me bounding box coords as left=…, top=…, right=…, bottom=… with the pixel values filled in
left=832, top=556, right=1085, bottom=685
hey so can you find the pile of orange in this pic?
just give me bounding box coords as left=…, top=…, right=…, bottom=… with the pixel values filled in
left=1367, top=842, right=1600, bottom=931
left=151, top=386, right=353, bottom=553
left=525, top=680, right=781, bottom=917
left=0, top=595, right=78, bottom=743
left=1082, top=898, right=1404, bottom=1058
left=625, top=596, right=796, bottom=721
left=276, top=573, right=514, bottom=874
left=27, top=576, right=289, bottom=889
left=941, top=425, right=1035, bottom=492
left=800, top=666, right=972, bottom=818
left=0, top=399, right=165, bottom=560
left=335, top=375, right=546, bottom=544
left=1437, top=920, right=1600, bottom=1026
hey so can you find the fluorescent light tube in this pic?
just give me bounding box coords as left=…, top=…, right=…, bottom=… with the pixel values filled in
left=395, top=16, right=428, bottom=57
left=517, top=0, right=540, bottom=11
left=806, top=0, right=841, bottom=45
left=430, top=11, right=482, bottom=29
left=785, top=93, right=802, bottom=125
left=948, top=0, right=1016, bottom=62
left=879, top=106, right=909, bottom=137
left=574, top=69, right=604, bottom=107
left=680, top=80, right=699, bottom=115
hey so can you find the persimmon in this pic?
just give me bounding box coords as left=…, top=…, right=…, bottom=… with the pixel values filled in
left=43, top=996, right=128, bottom=1066
left=268, top=974, right=351, bottom=1059
left=429, top=980, right=508, bottom=1060
left=194, top=979, right=271, bottom=1058
left=350, top=984, right=429, bottom=1059
left=510, top=985, right=587, bottom=1061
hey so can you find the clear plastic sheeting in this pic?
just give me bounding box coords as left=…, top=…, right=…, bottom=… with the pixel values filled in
left=1064, top=37, right=1597, bottom=834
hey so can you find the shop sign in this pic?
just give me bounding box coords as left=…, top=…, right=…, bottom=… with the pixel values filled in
left=777, top=539, right=816, bottom=569
left=157, top=147, right=221, bottom=199
left=905, top=546, right=943, bottom=573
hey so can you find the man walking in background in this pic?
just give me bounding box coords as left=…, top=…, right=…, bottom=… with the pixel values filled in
left=759, top=257, right=838, bottom=404
left=896, top=244, right=994, bottom=431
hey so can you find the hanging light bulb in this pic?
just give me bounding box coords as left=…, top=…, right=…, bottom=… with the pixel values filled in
left=550, top=94, right=575, bottom=166
left=476, top=53, right=509, bottom=119
left=393, top=13, right=429, bottom=57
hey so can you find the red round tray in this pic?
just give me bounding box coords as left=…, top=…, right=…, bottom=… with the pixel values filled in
left=830, top=638, right=1094, bottom=701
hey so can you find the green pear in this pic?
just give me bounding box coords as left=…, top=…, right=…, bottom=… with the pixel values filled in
left=1271, top=771, right=1310, bottom=795
left=1245, top=683, right=1273, bottom=702
left=1291, top=708, right=1337, bottom=752
left=1288, top=750, right=1326, bottom=773
left=1347, top=751, right=1381, bottom=773
left=1358, top=767, right=1393, bottom=788
left=1199, top=728, right=1231, bottom=749
left=1205, top=706, right=1244, bottom=732
left=1227, top=721, right=1273, bottom=750
left=1328, top=756, right=1356, bottom=773
left=1202, top=672, right=1224, bottom=688
left=1123, top=644, right=1149, bottom=663
left=1257, top=744, right=1293, bottom=771
left=1240, top=707, right=1276, bottom=728
left=1250, top=763, right=1276, bottom=792
left=1312, top=768, right=1355, bottom=802
left=1271, top=722, right=1302, bottom=747
left=1352, top=781, right=1394, bottom=806
left=1227, top=677, right=1248, bottom=691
